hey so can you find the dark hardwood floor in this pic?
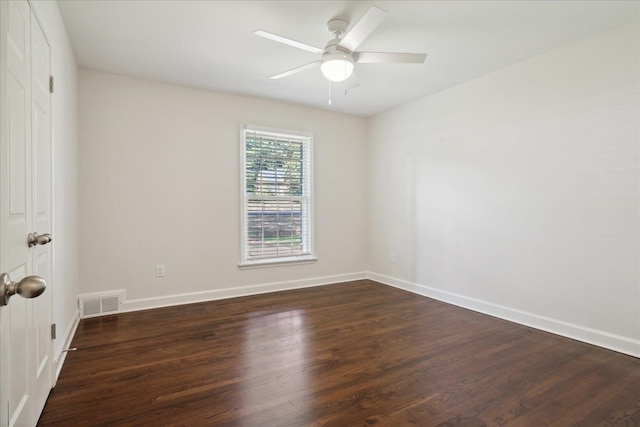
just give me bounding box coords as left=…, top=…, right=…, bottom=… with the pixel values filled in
left=38, top=280, right=640, bottom=426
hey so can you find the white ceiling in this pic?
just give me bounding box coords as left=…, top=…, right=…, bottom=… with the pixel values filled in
left=57, top=1, right=638, bottom=117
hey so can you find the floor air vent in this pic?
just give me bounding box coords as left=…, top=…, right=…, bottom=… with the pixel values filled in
left=79, top=291, right=125, bottom=318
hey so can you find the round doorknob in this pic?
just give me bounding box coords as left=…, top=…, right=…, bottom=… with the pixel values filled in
left=28, top=232, right=52, bottom=247
left=0, top=273, right=46, bottom=306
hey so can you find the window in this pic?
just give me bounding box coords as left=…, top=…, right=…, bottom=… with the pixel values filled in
left=240, top=125, right=314, bottom=267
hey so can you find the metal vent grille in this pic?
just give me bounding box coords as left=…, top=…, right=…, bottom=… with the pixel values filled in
left=82, top=299, right=101, bottom=317
left=101, top=296, right=120, bottom=313
left=79, top=291, right=125, bottom=318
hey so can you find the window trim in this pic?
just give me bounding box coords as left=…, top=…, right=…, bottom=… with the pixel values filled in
left=239, top=124, right=316, bottom=268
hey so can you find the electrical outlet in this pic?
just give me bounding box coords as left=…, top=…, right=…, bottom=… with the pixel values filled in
left=389, top=252, right=396, bottom=263
left=156, top=264, right=165, bottom=277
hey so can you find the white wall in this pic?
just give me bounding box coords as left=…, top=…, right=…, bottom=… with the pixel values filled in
left=30, top=1, right=80, bottom=376
left=367, top=23, right=640, bottom=356
left=77, top=22, right=638, bottom=357
left=79, top=70, right=367, bottom=309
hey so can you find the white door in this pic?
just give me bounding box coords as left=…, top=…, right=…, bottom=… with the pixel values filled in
left=0, top=0, right=53, bottom=426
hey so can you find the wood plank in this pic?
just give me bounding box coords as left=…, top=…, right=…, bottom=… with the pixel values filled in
left=38, top=280, right=640, bottom=426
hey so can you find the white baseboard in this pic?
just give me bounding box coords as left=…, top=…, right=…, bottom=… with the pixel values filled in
left=367, top=272, right=640, bottom=358
left=53, top=308, right=80, bottom=385
left=122, top=272, right=368, bottom=313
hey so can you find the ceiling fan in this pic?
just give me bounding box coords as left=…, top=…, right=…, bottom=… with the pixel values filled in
left=254, top=6, right=427, bottom=88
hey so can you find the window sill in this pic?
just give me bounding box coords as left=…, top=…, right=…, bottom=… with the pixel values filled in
left=238, top=257, right=318, bottom=270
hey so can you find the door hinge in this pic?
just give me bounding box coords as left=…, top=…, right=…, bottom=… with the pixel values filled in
left=51, top=323, right=56, bottom=340
left=49, top=75, right=54, bottom=93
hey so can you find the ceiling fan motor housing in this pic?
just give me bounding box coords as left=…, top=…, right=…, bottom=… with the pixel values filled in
left=327, top=19, right=349, bottom=39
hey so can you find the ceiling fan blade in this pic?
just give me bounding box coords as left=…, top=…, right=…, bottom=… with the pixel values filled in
left=354, top=52, right=427, bottom=64
left=345, top=73, right=360, bottom=90
left=254, top=30, right=325, bottom=55
left=270, top=61, right=321, bottom=79
left=338, top=7, right=388, bottom=52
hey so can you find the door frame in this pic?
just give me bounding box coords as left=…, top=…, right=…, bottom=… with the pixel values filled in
left=29, top=0, right=55, bottom=391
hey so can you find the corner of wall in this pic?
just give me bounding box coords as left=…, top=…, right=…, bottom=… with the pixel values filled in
left=367, top=271, right=640, bottom=358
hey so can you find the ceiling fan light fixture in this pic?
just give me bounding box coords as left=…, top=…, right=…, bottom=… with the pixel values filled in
left=321, top=53, right=354, bottom=82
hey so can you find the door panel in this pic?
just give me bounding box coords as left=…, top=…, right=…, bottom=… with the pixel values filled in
left=8, top=74, right=27, bottom=216
left=34, top=251, right=50, bottom=376
left=2, top=1, right=32, bottom=424
left=0, top=1, right=53, bottom=425
left=7, top=0, right=28, bottom=83
left=7, top=266, right=28, bottom=427
left=6, top=0, right=29, bottom=247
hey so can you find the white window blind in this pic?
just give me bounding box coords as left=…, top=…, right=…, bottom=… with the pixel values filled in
left=241, top=126, right=313, bottom=265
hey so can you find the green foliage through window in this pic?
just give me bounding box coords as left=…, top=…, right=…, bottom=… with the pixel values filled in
left=245, top=136, right=303, bottom=197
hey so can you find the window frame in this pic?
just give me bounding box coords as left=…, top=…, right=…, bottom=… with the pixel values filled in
left=239, top=124, right=316, bottom=268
